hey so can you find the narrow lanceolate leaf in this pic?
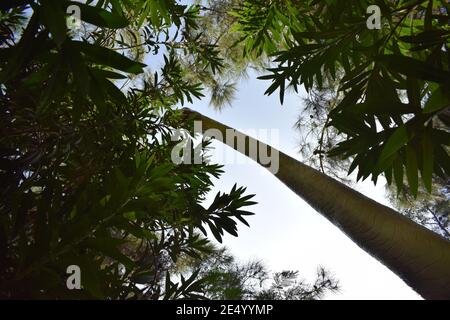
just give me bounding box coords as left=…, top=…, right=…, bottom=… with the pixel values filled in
left=421, top=129, right=434, bottom=192
left=424, top=0, right=433, bottom=30
left=279, top=79, right=285, bottom=105
left=423, top=88, right=450, bottom=113
left=72, top=2, right=129, bottom=29
left=379, top=125, right=410, bottom=162
left=378, top=55, right=450, bottom=83
left=393, top=156, right=404, bottom=192
left=406, top=145, right=419, bottom=197
left=74, top=41, right=146, bottom=74
left=40, top=0, right=67, bottom=47
left=89, top=68, right=127, bottom=80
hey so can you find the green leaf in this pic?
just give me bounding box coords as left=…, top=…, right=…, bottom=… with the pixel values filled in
left=72, top=2, right=129, bottom=29
left=90, top=68, right=127, bottom=79
left=379, top=125, right=410, bottom=162
left=84, top=237, right=134, bottom=269
left=41, top=0, right=67, bottom=47
left=421, top=129, right=433, bottom=192
left=406, top=145, right=419, bottom=197
left=279, top=78, right=285, bottom=104
left=406, top=77, right=421, bottom=107
left=424, top=0, right=433, bottom=30
left=38, top=55, right=68, bottom=113
left=400, top=30, right=450, bottom=47
left=74, top=41, right=146, bottom=74
left=90, top=69, right=127, bottom=104
left=384, top=166, right=393, bottom=186
left=378, top=55, right=450, bottom=83
left=76, top=255, right=105, bottom=299
left=423, top=88, right=450, bottom=113
left=138, top=1, right=152, bottom=27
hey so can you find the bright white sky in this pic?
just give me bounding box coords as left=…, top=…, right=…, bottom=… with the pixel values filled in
left=187, top=70, right=422, bottom=300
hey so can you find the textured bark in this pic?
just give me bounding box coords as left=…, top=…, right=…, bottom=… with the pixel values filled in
left=183, top=108, right=450, bottom=300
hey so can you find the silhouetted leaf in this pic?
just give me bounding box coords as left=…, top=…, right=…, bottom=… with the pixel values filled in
left=74, top=41, right=146, bottom=74
left=74, top=2, right=128, bottom=28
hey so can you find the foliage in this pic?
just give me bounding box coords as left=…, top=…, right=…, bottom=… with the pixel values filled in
left=175, top=0, right=273, bottom=109
left=0, top=0, right=258, bottom=299
left=297, top=69, right=450, bottom=240
left=177, top=247, right=339, bottom=300
left=233, top=0, right=450, bottom=197
left=388, top=177, right=449, bottom=239
left=295, top=78, right=353, bottom=183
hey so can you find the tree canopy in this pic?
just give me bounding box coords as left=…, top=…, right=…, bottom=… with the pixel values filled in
left=232, top=0, right=450, bottom=197
left=1, top=0, right=449, bottom=299
left=0, top=0, right=258, bottom=298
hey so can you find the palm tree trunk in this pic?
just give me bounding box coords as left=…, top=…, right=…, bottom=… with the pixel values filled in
left=183, top=108, right=450, bottom=299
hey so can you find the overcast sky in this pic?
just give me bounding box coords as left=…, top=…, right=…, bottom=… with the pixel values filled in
left=187, top=70, right=422, bottom=300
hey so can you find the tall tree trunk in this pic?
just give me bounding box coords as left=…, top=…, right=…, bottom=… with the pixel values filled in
left=183, top=108, right=450, bottom=299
